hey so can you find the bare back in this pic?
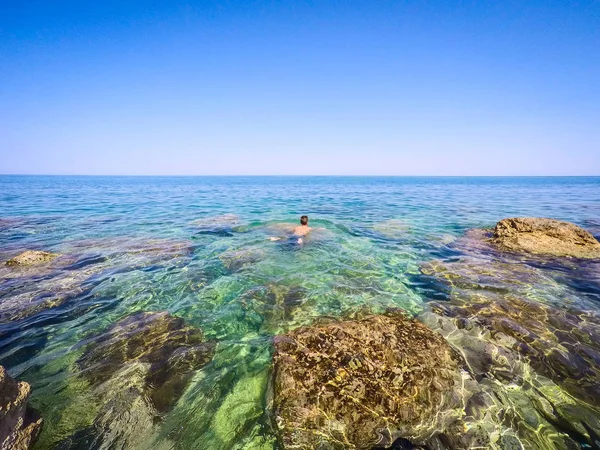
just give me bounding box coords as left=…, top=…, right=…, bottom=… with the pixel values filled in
left=293, top=225, right=311, bottom=236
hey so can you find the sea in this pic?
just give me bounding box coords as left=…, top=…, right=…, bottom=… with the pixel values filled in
left=1, top=175, right=599, bottom=449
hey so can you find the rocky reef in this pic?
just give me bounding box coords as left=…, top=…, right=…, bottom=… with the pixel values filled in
left=272, top=313, right=465, bottom=449
left=0, top=237, right=193, bottom=324
left=0, top=365, right=43, bottom=450
left=58, top=311, right=214, bottom=449
left=5, top=250, right=59, bottom=266
left=219, top=247, right=265, bottom=272
left=192, top=214, right=245, bottom=235
left=491, top=217, right=600, bottom=258
left=417, top=248, right=600, bottom=447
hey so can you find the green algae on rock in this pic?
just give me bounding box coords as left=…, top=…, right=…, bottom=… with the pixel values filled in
left=5, top=250, right=59, bottom=266
left=492, top=217, right=600, bottom=259
left=0, top=365, right=43, bottom=450
left=272, top=313, right=464, bottom=449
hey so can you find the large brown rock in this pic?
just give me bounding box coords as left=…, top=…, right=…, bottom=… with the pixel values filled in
left=0, top=366, right=43, bottom=450
left=492, top=217, right=600, bottom=258
left=272, top=313, right=464, bottom=449
left=5, top=250, right=59, bottom=266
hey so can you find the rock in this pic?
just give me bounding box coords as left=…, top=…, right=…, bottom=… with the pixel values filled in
left=421, top=258, right=600, bottom=404
left=240, top=283, right=307, bottom=332
left=77, top=311, right=215, bottom=413
left=61, top=312, right=215, bottom=448
left=0, top=365, right=43, bottom=450
left=0, top=238, right=194, bottom=324
left=492, top=218, right=600, bottom=259
left=61, top=237, right=193, bottom=263
left=272, top=313, right=465, bottom=449
left=219, top=247, right=265, bottom=272
left=371, top=219, right=411, bottom=240
left=0, top=266, right=98, bottom=324
left=418, top=254, right=600, bottom=447
left=421, top=311, right=595, bottom=450
left=5, top=250, right=59, bottom=266
left=57, top=362, right=173, bottom=450
left=192, top=214, right=244, bottom=235
left=430, top=293, right=600, bottom=405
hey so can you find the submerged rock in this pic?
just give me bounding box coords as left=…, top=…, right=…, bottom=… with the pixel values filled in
left=57, top=362, right=172, bottom=450
left=192, top=214, right=245, bottom=235
left=371, top=219, right=411, bottom=240
left=61, top=236, right=193, bottom=262
left=422, top=256, right=600, bottom=404
left=0, top=238, right=193, bottom=324
left=0, top=365, right=43, bottom=450
left=0, top=266, right=98, bottom=324
left=219, top=247, right=265, bottom=272
left=240, top=282, right=307, bottom=333
left=421, top=309, right=600, bottom=449
left=272, top=313, right=464, bottom=449
left=77, top=311, right=215, bottom=412
left=418, top=252, right=600, bottom=447
left=492, top=217, right=600, bottom=259
left=432, top=293, right=600, bottom=405
left=5, top=250, right=59, bottom=266
left=60, top=312, right=215, bottom=449
left=421, top=257, right=600, bottom=404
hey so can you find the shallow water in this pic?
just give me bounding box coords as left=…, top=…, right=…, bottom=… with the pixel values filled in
left=1, top=176, right=599, bottom=449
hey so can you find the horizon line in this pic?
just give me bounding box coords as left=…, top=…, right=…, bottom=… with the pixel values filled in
left=1, top=174, right=599, bottom=178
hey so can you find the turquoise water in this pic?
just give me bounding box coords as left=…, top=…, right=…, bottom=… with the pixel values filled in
left=1, top=176, right=600, bottom=448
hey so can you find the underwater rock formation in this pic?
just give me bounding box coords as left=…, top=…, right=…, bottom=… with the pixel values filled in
left=371, top=219, right=411, bottom=240
left=420, top=309, right=600, bottom=449
left=60, top=312, right=215, bottom=449
left=0, top=238, right=193, bottom=324
left=418, top=254, right=600, bottom=448
left=272, top=313, right=464, bottom=449
left=421, top=258, right=600, bottom=405
left=192, top=213, right=245, bottom=235
left=240, top=282, right=307, bottom=333
left=77, top=311, right=215, bottom=412
left=433, top=293, right=600, bottom=405
left=61, top=236, right=194, bottom=263
left=5, top=250, right=59, bottom=266
left=0, top=266, right=98, bottom=324
left=0, top=365, right=43, bottom=450
left=219, top=247, right=265, bottom=272
left=492, top=217, right=600, bottom=258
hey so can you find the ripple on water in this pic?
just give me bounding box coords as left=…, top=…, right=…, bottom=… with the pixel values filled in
left=1, top=176, right=600, bottom=449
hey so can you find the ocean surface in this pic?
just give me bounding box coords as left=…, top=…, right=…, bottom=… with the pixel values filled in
left=1, top=176, right=599, bottom=449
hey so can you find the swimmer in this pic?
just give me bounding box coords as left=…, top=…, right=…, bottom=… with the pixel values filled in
left=269, top=215, right=311, bottom=244
left=293, top=215, right=311, bottom=240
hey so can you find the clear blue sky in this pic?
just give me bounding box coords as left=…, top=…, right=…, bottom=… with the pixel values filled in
left=1, top=1, right=599, bottom=175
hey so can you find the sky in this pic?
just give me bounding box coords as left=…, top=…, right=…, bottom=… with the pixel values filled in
left=0, top=0, right=599, bottom=176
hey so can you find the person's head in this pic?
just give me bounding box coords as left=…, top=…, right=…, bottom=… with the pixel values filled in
left=300, top=215, right=309, bottom=226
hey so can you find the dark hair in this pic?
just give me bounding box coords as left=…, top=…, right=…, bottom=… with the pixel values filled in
left=300, top=215, right=309, bottom=225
